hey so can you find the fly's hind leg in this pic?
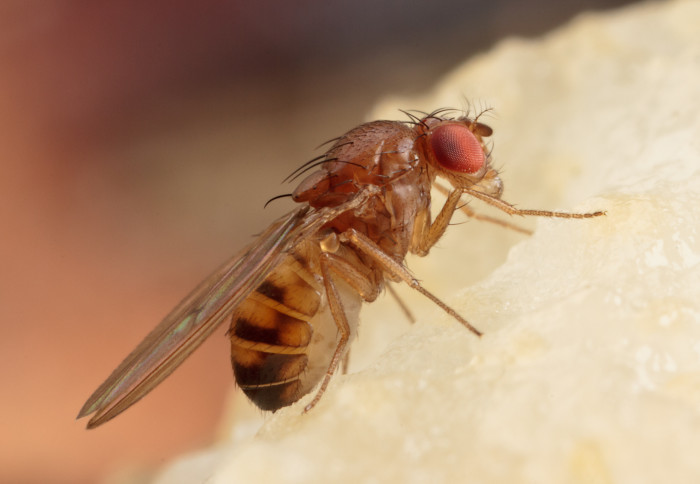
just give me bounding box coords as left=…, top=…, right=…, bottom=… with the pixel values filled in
left=302, top=256, right=350, bottom=413
left=303, top=246, right=381, bottom=413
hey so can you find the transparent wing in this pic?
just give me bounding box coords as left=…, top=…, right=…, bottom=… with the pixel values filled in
left=78, top=187, right=378, bottom=428
left=79, top=207, right=309, bottom=428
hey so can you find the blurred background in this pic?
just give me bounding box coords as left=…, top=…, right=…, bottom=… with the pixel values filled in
left=0, top=0, right=637, bottom=482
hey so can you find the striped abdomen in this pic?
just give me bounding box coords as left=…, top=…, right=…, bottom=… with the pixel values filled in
left=229, top=254, right=324, bottom=410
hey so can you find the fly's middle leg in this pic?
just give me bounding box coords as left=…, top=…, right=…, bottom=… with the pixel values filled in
left=341, top=228, right=482, bottom=336
left=302, top=248, right=380, bottom=413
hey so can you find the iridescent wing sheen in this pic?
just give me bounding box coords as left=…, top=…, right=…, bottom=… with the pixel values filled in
left=78, top=206, right=312, bottom=428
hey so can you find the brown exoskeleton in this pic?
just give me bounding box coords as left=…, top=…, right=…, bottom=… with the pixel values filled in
left=78, top=108, right=603, bottom=428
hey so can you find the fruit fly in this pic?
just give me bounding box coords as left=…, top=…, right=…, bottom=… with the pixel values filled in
left=78, top=108, right=604, bottom=428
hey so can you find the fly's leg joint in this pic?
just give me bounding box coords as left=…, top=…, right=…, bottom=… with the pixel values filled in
left=320, top=250, right=380, bottom=303
left=319, top=231, right=340, bottom=253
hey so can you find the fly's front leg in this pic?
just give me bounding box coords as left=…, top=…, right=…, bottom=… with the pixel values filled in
left=413, top=188, right=465, bottom=256
left=464, top=188, right=605, bottom=219
left=434, top=183, right=532, bottom=235
left=340, top=229, right=482, bottom=337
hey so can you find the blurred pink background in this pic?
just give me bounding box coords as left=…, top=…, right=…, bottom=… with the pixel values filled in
left=0, top=1, right=635, bottom=482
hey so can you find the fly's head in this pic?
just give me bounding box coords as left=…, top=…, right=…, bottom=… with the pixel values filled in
left=416, top=113, right=503, bottom=198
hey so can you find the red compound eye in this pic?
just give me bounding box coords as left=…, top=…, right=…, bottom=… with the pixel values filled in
left=428, top=124, right=485, bottom=174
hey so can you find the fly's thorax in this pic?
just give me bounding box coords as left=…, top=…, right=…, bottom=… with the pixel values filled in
left=292, top=121, right=418, bottom=209
left=382, top=164, right=432, bottom=258
left=291, top=119, right=436, bottom=264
